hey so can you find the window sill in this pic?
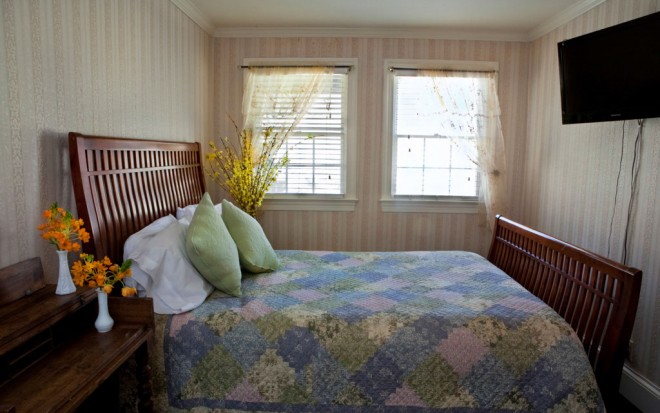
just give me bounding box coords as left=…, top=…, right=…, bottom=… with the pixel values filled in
left=262, top=196, right=358, bottom=212
left=380, top=198, right=478, bottom=214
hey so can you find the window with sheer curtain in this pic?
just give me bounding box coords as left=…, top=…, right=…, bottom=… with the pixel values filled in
left=392, top=75, right=480, bottom=198
left=243, top=68, right=348, bottom=196
left=385, top=64, right=508, bottom=226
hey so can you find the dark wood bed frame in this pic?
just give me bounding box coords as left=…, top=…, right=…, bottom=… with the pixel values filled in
left=68, top=132, right=205, bottom=265
left=68, top=132, right=642, bottom=407
left=488, top=216, right=641, bottom=403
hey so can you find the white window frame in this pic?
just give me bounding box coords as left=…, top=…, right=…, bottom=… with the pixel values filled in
left=381, top=59, right=499, bottom=214
left=242, top=58, right=358, bottom=212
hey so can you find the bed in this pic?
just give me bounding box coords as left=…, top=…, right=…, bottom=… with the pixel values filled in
left=68, top=132, right=642, bottom=412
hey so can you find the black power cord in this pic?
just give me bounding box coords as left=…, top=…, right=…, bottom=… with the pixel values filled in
left=607, top=121, right=626, bottom=258
left=622, top=119, right=644, bottom=264
left=607, top=119, right=645, bottom=264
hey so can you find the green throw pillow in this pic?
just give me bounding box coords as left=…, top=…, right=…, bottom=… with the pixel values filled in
left=186, top=193, right=242, bottom=296
left=221, top=200, right=280, bottom=273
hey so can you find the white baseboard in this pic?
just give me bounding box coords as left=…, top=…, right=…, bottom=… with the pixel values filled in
left=619, top=364, right=660, bottom=413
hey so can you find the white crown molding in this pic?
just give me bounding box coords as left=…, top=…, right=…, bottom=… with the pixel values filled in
left=170, top=0, right=214, bottom=35
left=175, top=0, right=605, bottom=42
left=527, top=0, right=605, bottom=40
left=213, top=26, right=531, bottom=42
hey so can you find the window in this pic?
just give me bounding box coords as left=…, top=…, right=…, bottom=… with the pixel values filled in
left=393, top=75, right=479, bottom=198
left=267, top=73, right=346, bottom=195
left=382, top=60, right=500, bottom=214
left=243, top=60, right=357, bottom=212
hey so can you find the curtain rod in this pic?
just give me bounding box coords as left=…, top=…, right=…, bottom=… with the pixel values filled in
left=389, top=67, right=495, bottom=73
left=239, top=65, right=352, bottom=72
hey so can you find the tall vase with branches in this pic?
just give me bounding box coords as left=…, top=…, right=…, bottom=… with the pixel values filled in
left=205, top=123, right=289, bottom=217
left=206, top=66, right=334, bottom=217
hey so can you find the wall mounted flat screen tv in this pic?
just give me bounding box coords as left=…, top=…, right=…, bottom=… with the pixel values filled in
left=558, top=12, right=660, bottom=124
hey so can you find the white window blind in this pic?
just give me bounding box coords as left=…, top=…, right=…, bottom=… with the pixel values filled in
left=392, top=75, right=479, bottom=197
left=259, top=73, right=347, bottom=195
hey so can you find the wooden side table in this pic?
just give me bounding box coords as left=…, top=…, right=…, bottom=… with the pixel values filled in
left=0, top=258, right=154, bottom=412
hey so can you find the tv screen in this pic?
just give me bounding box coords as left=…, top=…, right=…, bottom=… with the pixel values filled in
left=558, top=12, right=660, bottom=124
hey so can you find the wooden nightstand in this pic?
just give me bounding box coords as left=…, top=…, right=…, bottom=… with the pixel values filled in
left=0, top=258, right=154, bottom=412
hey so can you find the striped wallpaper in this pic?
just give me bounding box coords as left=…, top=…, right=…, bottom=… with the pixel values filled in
left=524, top=0, right=660, bottom=386
left=0, top=0, right=212, bottom=276
left=213, top=37, right=531, bottom=255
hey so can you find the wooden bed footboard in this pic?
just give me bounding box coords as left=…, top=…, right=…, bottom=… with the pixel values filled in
left=487, top=215, right=642, bottom=397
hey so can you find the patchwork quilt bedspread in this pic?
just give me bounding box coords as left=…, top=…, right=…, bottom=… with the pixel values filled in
left=150, top=251, right=604, bottom=412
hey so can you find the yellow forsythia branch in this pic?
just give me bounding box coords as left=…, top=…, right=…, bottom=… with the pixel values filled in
left=205, top=125, right=289, bottom=217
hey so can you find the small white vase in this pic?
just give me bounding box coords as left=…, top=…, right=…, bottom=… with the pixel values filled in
left=55, top=250, right=76, bottom=295
left=95, top=289, right=114, bottom=333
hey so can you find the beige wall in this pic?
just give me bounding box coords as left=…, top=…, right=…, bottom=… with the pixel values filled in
left=524, top=0, right=660, bottom=385
left=213, top=37, right=530, bottom=255
left=0, top=0, right=213, bottom=277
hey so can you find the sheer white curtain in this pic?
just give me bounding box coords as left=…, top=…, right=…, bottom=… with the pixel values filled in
left=242, top=66, right=334, bottom=138
left=421, top=69, right=508, bottom=229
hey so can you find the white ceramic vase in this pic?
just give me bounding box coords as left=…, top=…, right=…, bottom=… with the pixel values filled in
left=95, top=289, right=114, bottom=333
left=55, top=250, right=76, bottom=295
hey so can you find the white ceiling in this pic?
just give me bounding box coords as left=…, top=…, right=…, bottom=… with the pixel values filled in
left=173, top=0, right=605, bottom=40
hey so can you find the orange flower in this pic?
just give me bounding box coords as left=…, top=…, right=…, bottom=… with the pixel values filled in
left=70, top=254, right=133, bottom=295
left=122, top=287, right=137, bottom=297
left=37, top=203, right=90, bottom=252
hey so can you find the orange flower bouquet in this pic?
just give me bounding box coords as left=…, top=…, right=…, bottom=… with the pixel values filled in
left=37, top=202, right=91, bottom=295
left=37, top=202, right=90, bottom=252
left=71, top=254, right=136, bottom=297
left=71, top=254, right=136, bottom=333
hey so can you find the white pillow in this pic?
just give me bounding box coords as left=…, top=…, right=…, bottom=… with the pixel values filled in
left=123, top=215, right=214, bottom=314
left=176, top=202, right=222, bottom=224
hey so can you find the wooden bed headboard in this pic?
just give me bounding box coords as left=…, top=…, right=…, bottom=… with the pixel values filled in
left=488, top=215, right=642, bottom=400
left=68, top=132, right=205, bottom=264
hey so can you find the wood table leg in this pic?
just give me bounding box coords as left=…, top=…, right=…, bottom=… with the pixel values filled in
left=135, top=342, right=153, bottom=413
